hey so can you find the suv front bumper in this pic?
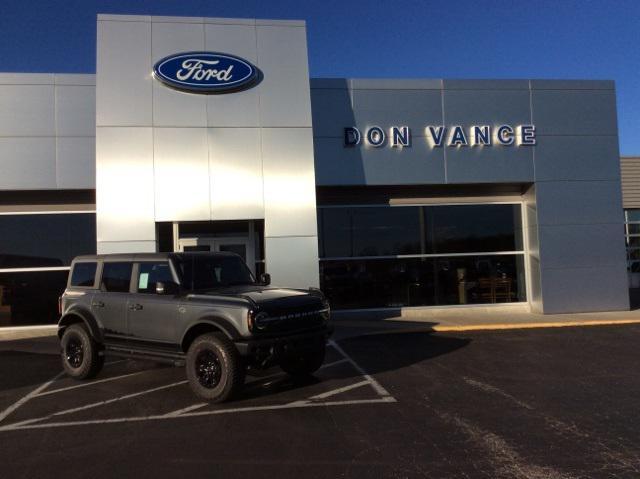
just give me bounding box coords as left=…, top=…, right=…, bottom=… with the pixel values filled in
left=235, top=325, right=333, bottom=359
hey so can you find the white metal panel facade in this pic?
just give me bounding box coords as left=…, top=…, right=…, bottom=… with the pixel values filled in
left=95, top=14, right=319, bottom=288
left=0, top=73, right=96, bottom=191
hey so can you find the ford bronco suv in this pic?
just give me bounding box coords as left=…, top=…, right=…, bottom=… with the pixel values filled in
left=57, top=252, right=331, bottom=402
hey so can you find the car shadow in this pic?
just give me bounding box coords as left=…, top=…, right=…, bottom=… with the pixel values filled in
left=239, top=330, right=470, bottom=401
left=0, top=349, right=60, bottom=392
left=336, top=330, right=470, bottom=376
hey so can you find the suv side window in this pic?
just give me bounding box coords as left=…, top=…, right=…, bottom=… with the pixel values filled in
left=70, top=262, right=97, bottom=287
left=137, top=262, right=174, bottom=294
left=101, top=262, right=133, bottom=293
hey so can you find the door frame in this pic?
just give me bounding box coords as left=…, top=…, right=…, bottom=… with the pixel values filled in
left=177, top=236, right=256, bottom=275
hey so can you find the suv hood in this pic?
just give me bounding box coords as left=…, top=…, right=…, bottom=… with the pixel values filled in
left=195, top=284, right=324, bottom=308
left=194, top=285, right=328, bottom=333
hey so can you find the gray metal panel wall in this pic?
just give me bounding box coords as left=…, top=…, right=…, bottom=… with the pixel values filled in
left=530, top=81, right=628, bottom=313
left=311, top=78, right=628, bottom=313
left=0, top=73, right=96, bottom=191
left=620, top=157, right=640, bottom=208
left=96, top=14, right=318, bottom=288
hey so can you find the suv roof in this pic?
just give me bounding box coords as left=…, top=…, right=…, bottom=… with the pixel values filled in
left=72, top=252, right=240, bottom=262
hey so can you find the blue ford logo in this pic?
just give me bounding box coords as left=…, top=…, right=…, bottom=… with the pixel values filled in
left=153, top=51, right=260, bottom=94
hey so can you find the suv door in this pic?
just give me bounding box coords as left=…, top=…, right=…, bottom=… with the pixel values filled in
left=126, top=261, right=180, bottom=345
left=92, top=261, right=133, bottom=340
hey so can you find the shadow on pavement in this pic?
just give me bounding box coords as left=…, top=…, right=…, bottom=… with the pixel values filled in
left=337, top=330, right=471, bottom=376
left=0, top=350, right=60, bottom=392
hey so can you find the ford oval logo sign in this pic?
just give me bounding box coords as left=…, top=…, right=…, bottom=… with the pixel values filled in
left=153, top=51, right=260, bottom=94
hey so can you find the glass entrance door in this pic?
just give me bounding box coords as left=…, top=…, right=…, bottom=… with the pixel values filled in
left=177, top=237, right=256, bottom=275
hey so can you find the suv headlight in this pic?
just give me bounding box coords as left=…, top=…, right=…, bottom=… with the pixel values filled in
left=254, top=312, right=270, bottom=330
left=248, top=309, right=271, bottom=332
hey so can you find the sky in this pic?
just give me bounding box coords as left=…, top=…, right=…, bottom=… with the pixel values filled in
left=1, top=0, right=638, bottom=154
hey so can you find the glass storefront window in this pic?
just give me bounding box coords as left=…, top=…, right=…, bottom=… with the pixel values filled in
left=351, top=207, right=423, bottom=257
left=0, top=270, right=69, bottom=326
left=625, top=210, right=640, bottom=275
left=0, top=213, right=96, bottom=268
left=0, top=212, right=96, bottom=325
left=428, top=205, right=523, bottom=253
left=320, top=255, right=526, bottom=309
left=626, top=209, right=640, bottom=223
left=318, top=203, right=526, bottom=309
left=318, top=204, right=523, bottom=259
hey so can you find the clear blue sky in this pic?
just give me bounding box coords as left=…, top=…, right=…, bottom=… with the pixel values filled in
left=1, top=0, right=638, bottom=154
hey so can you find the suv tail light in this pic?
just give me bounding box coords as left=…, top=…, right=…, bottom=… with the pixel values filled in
left=58, top=296, right=62, bottom=316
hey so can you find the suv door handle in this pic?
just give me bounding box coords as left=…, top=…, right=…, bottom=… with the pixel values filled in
left=92, top=301, right=105, bottom=308
left=128, top=304, right=143, bottom=311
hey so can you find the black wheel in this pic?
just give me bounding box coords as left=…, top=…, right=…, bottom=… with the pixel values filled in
left=280, top=344, right=326, bottom=377
left=60, top=323, right=103, bottom=380
left=185, top=333, right=244, bottom=403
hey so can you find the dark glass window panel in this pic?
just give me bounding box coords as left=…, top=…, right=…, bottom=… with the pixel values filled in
left=137, top=262, right=174, bottom=294
left=176, top=255, right=255, bottom=291
left=320, top=255, right=525, bottom=309
left=628, top=237, right=640, bottom=248
left=351, top=207, right=423, bottom=257
left=184, top=245, right=210, bottom=252
left=156, top=222, right=174, bottom=252
left=0, top=270, right=68, bottom=326
left=427, top=205, right=522, bottom=254
left=628, top=248, right=640, bottom=260
left=0, top=213, right=96, bottom=268
left=627, top=224, right=640, bottom=235
left=179, top=221, right=248, bottom=237
left=627, top=209, right=640, bottom=222
left=70, top=262, right=97, bottom=287
left=101, top=262, right=132, bottom=293
left=318, top=204, right=523, bottom=259
left=318, top=208, right=351, bottom=257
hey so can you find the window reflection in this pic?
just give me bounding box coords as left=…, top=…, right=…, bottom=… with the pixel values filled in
left=318, top=203, right=526, bottom=309
left=0, top=214, right=96, bottom=268
left=319, top=204, right=523, bottom=258
left=0, top=271, right=68, bottom=326
left=320, top=255, right=526, bottom=309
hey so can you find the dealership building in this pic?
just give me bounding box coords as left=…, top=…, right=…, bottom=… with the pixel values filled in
left=0, top=14, right=636, bottom=327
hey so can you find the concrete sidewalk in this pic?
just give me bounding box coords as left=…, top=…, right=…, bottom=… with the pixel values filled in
left=332, top=304, right=640, bottom=332
left=0, top=325, right=57, bottom=341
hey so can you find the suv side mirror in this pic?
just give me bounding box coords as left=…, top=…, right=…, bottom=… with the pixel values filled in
left=156, top=281, right=180, bottom=295
left=259, top=273, right=271, bottom=286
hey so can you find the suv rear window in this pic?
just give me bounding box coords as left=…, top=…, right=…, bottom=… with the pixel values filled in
left=101, top=262, right=133, bottom=293
left=70, top=262, right=97, bottom=287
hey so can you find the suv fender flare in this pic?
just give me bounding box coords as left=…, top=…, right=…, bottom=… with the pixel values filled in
left=181, top=317, right=241, bottom=347
left=58, top=307, right=102, bottom=342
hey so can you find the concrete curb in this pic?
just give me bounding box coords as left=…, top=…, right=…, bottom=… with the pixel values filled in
left=0, top=325, right=57, bottom=341
left=432, top=319, right=640, bottom=332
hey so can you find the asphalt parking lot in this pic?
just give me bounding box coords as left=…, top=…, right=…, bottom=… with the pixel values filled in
left=2, top=323, right=640, bottom=479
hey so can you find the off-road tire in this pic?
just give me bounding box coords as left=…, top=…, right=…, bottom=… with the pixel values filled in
left=280, top=344, right=326, bottom=377
left=186, top=333, right=245, bottom=403
left=61, top=323, right=104, bottom=380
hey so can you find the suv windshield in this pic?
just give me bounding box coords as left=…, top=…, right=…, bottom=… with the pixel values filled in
left=175, top=254, right=256, bottom=291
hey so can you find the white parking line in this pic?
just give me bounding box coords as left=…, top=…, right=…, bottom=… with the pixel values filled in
left=0, top=339, right=396, bottom=432
left=318, top=358, right=349, bottom=370
left=0, top=397, right=397, bottom=432
left=328, top=340, right=393, bottom=397
left=0, top=372, right=64, bottom=424
left=6, top=381, right=188, bottom=429
left=36, top=371, right=147, bottom=397
left=162, top=403, right=209, bottom=417
left=307, top=380, right=371, bottom=400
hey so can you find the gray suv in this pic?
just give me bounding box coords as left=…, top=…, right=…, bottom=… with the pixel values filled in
left=57, top=252, right=331, bottom=402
